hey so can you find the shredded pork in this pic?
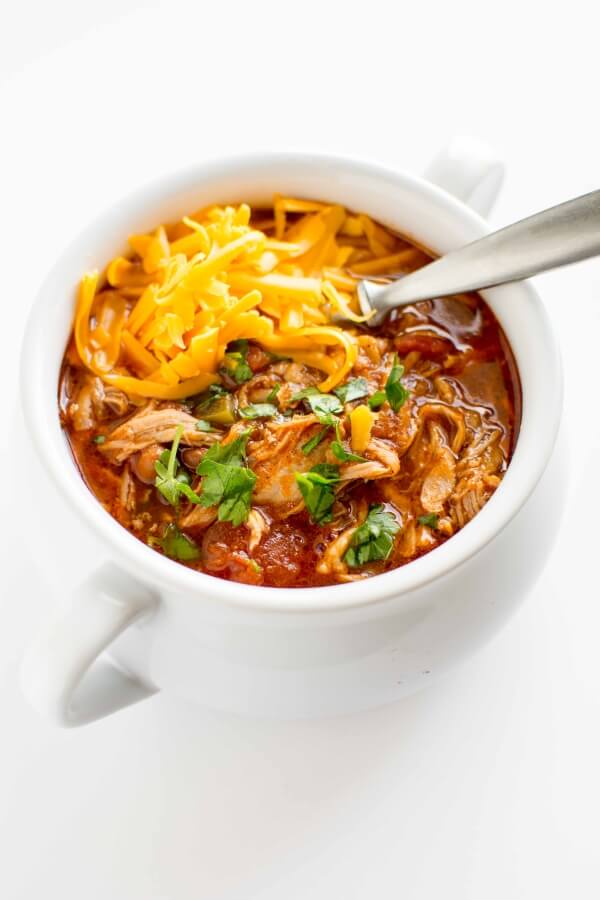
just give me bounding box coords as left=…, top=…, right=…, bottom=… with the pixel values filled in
left=61, top=286, right=515, bottom=587
left=100, top=405, right=220, bottom=464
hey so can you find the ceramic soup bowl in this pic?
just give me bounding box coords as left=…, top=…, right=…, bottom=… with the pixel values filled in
left=20, top=139, right=564, bottom=726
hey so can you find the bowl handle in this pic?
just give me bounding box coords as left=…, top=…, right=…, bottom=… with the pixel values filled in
left=20, top=563, right=159, bottom=727
left=423, top=136, right=505, bottom=218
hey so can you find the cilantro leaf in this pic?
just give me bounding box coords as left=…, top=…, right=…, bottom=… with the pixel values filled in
left=197, top=462, right=256, bottom=525
left=196, top=430, right=256, bottom=525
left=344, top=504, right=400, bottom=567
left=306, top=393, right=343, bottom=425
left=221, top=339, right=253, bottom=384
left=385, top=355, right=409, bottom=412
left=418, top=513, right=439, bottom=528
left=295, top=463, right=340, bottom=524
left=368, top=390, right=387, bottom=410
left=154, top=425, right=202, bottom=507
left=333, top=377, right=369, bottom=404
left=150, top=523, right=200, bottom=561
left=175, top=480, right=207, bottom=504
left=331, top=442, right=364, bottom=463
left=239, top=403, right=279, bottom=419
left=301, top=426, right=330, bottom=455
left=195, top=419, right=218, bottom=432
left=198, top=430, right=251, bottom=468
left=291, top=387, right=343, bottom=425
left=265, top=383, right=281, bottom=403
left=93, top=434, right=106, bottom=444
left=291, top=386, right=320, bottom=402
left=215, top=468, right=258, bottom=525
left=195, top=462, right=234, bottom=507
left=310, top=463, right=341, bottom=481
left=154, top=452, right=180, bottom=506
left=330, top=422, right=366, bottom=463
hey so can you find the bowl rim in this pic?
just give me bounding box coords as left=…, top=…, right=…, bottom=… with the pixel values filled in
left=20, top=150, right=563, bottom=614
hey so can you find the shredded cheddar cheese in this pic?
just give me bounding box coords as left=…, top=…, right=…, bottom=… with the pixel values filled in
left=72, top=196, right=407, bottom=400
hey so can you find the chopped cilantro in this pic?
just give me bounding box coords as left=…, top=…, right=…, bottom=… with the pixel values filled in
left=196, top=430, right=256, bottom=525
left=291, top=387, right=343, bottom=425
left=239, top=403, right=279, bottom=419
left=215, top=469, right=257, bottom=525
left=295, top=463, right=340, bottom=524
left=344, top=504, right=400, bottom=567
left=311, top=463, right=340, bottom=480
left=333, top=377, right=369, bottom=404
left=385, top=355, right=409, bottom=412
left=93, top=434, right=106, bottom=444
left=195, top=419, right=218, bottom=432
left=265, top=382, right=281, bottom=403
left=154, top=425, right=203, bottom=507
left=175, top=467, right=192, bottom=486
left=301, top=427, right=330, bottom=455
left=330, top=423, right=366, bottom=463
left=197, top=430, right=250, bottom=468
left=150, top=523, right=200, bottom=561
left=306, top=393, right=343, bottom=425
left=368, top=390, right=387, bottom=410
left=418, top=513, right=439, bottom=528
left=331, top=442, right=365, bottom=463
left=291, top=386, right=320, bottom=402
left=221, top=339, right=253, bottom=384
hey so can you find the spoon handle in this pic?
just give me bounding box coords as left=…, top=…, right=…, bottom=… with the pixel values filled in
left=360, top=189, right=600, bottom=318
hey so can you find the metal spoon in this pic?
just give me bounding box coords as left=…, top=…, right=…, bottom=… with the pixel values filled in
left=357, top=189, right=600, bottom=325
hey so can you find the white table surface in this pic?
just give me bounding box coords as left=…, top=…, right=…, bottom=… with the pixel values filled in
left=2, top=2, right=600, bottom=897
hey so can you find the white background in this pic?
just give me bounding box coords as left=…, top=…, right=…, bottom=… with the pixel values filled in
left=2, top=2, right=600, bottom=897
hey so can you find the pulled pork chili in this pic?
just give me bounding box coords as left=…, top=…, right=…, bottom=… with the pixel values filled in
left=59, top=199, right=520, bottom=587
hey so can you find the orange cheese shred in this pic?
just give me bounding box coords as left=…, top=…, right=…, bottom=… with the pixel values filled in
left=71, top=195, right=403, bottom=399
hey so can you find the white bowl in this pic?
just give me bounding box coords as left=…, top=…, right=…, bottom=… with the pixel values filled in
left=20, top=142, right=564, bottom=725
